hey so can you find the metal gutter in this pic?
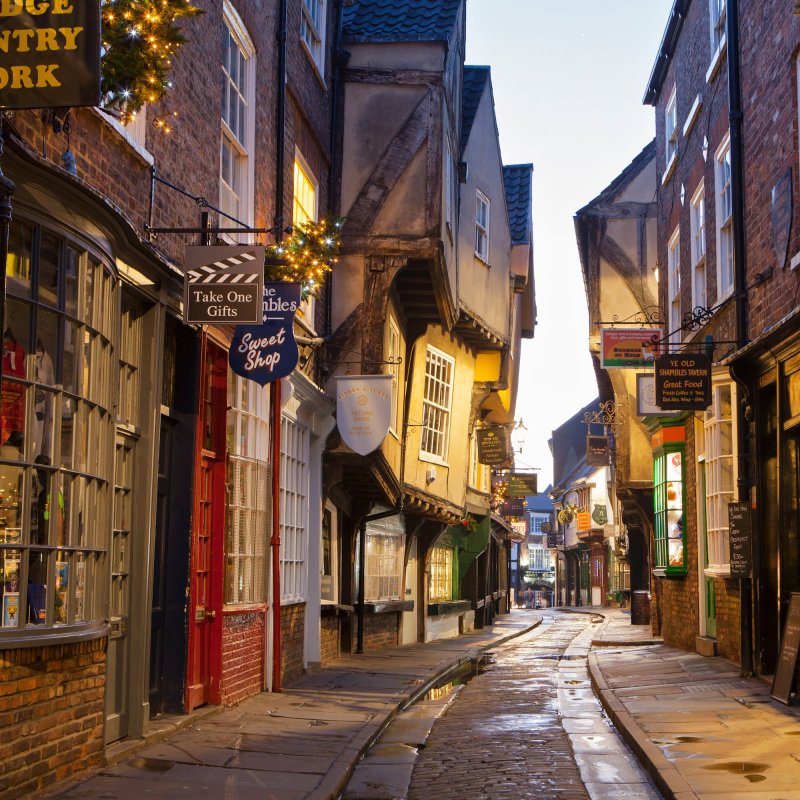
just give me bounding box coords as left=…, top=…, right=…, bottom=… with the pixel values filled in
left=643, top=0, right=692, bottom=106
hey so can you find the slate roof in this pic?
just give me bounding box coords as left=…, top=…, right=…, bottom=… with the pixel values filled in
left=526, top=488, right=554, bottom=513
left=550, top=398, right=599, bottom=492
left=342, top=0, right=462, bottom=44
left=460, top=66, right=490, bottom=153
left=503, top=164, right=533, bottom=246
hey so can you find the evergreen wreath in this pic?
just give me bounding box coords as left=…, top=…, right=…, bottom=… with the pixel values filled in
left=101, top=0, right=203, bottom=124
left=266, top=217, right=344, bottom=297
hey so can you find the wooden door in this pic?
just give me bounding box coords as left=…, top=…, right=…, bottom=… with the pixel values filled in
left=186, top=340, right=226, bottom=711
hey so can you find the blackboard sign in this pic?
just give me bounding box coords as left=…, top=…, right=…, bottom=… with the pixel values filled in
left=477, top=428, right=507, bottom=465
left=728, top=501, right=752, bottom=578
left=771, top=593, right=800, bottom=705
left=586, top=434, right=608, bottom=466
left=655, top=353, right=712, bottom=411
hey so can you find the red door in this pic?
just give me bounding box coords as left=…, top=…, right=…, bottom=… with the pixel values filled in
left=186, top=338, right=226, bottom=711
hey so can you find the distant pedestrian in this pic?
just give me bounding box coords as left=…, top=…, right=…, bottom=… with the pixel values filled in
left=524, top=586, right=535, bottom=609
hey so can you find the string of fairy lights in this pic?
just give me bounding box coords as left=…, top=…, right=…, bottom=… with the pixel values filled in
left=100, top=0, right=202, bottom=130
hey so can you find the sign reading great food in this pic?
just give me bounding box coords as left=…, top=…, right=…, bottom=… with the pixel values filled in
left=335, top=375, right=393, bottom=456
left=601, top=327, right=660, bottom=369
left=228, top=282, right=300, bottom=385
left=185, top=245, right=264, bottom=324
left=0, top=0, right=101, bottom=110
left=655, top=352, right=712, bottom=411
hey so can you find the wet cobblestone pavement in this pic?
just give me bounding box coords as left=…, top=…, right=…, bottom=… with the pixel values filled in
left=406, top=612, right=661, bottom=800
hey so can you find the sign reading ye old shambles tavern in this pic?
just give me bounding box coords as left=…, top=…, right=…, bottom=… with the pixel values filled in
left=0, top=1, right=101, bottom=110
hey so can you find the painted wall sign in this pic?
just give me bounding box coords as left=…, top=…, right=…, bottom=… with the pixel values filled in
left=772, top=592, right=800, bottom=705
left=772, top=168, right=792, bottom=268
left=636, top=373, right=679, bottom=417
left=335, top=375, right=393, bottom=456
left=508, top=472, right=538, bottom=496
left=728, top=501, right=752, bottom=578
left=228, top=282, right=300, bottom=385
left=185, top=245, right=264, bottom=324
left=0, top=0, right=100, bottom=110
left=601, top=327, right=660, bottom=369
left=655, top=352, right=711, bottom=411
left=477, top=428, right=508, bottom=465
left=586, top=434, right=609, bottom=466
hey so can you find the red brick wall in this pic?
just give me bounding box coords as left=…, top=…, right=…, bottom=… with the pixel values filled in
left=349, top=613, right=400, bottom=652
left=220, top=610, right=265, bottom=706
left=281, top=602, right=306, bottom=685
left=0, top=637, right=106, bottom=800
left=714, top=577, right=741, bottom=663
left=320, top=614, right=340, bottom=663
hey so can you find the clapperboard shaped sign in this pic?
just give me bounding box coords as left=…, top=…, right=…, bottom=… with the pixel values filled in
left=184, top=245, right=265, bottom=324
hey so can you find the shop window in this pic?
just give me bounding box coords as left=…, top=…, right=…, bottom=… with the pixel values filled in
left=321, top=504, right=337, bottom=603
left=363, top=529, right=403, bottom=601
left=429, top=545, right=454, bottom=602
left=280, top=416, right=309, bottom=603
left=293, top=154, right=319, bottom=330
left=704, top=383, right=736, bottom=570
left=1, top=220, right=116, bottom=638
left=654, top=447, right=686, bottom=574
left=468, top=431, right=490, bottom=493
left=420, top=346, right=454, bottom=462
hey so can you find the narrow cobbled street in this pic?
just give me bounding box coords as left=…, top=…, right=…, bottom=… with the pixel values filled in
left=407, top=612, right=660, bottom=800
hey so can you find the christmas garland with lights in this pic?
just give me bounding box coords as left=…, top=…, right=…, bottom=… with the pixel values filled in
left=101, top=0, right=203, bottom=125
left=266, top=217, right=344, bottom=296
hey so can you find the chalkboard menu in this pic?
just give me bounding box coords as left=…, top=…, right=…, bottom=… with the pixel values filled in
left=727, top=501, right=752, bottom=578
left=771, top=593, right=800, bottom=705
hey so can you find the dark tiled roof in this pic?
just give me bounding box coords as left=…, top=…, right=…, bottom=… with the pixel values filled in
left=503, top=164, right=533, bottom=246
left=460, top=65, right=490, bottom=153
left=342, top=0, right=462, bottom=44
left=526, top=490, right=553, bottom=512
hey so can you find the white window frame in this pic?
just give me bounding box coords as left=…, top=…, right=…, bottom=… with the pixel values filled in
left=360, top=525, right=404, bottom=602
left=709, top=0, right=726, bottom=55
left=531, top=515, right=544, bottom=534
left=420, top=345, right=454, bottom=464
left=468, top=431, right=490, bottom=493
left=475, top=189, right=490, bottom=262
left=667, top=227, right=681, bottom=346
left=386, top=315, right=402, bottom=437
left=690, top=182, right=707, bottom=310
left=293, top=151, right=319, bottom=332
left=444, top=137, right=453, bottom=233
left=714, top=133, right=734, bottom=301
left=221, top=2, right=256, bottom=234
left=703, top=381, right=737, bottom=574
left=300, top=0, right=326, bottom=77
left=429, top=544, right=454, bottom=602
left=665, top=86, right=678, bottom=166
left=280, top=414, right=309, bottom=603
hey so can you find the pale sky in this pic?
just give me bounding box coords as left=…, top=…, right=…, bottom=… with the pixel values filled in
left=466, top=1, right=673, bottom=486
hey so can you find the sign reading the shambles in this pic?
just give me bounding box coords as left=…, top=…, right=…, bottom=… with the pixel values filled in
left=601, top=327, right=660, bottom=369
left=508, top=472, right=538, bottom=496
left=655, top=352, right=711, bottom=411
left=336, top=375, right=393, bottom=456
left=728, top=501, right=753, bottom=578
left=185, top=246, right=264, bottom=324
left=477, top=428, right=508, bottom=465
left=0, top=0, right=101, bottom=110
left=229, top=282, right=300, bottom=385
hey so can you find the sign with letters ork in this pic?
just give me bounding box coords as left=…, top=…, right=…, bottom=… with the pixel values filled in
left=229, top=282, right=300, bottom=385
left=0, top=0, right=101, bottom=109
left=772, top=592, right=800, bottom=705
left=727, top=501, right=752, bottom=579
left=185, top=245, right=264, bottom=324
left=655, top=352, right=711, bottom=411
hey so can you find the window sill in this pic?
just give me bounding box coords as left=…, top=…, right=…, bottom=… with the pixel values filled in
left=662, top=152, right=678, bottom=186
left=653, top=566, right=688, bottom=579
left=790, top=250, right=800, bottom=271
left=0, top=621, right=109, bottom=650
left=474, top=252, right=491, bottom=267
left=356, top=600, right=414, bottom=615
left=321, top=602, right=353, bottom=617
left=427, top=600, right=471, bottom=616
left=418, top=453, right=449, bottom=468
left=683, top=94, right=703, bottom=138
left=92, top=108, right=154, bottom=167
left=706, top=35, right=727, bottom=84
left=704, top=566, right=731, bottom=578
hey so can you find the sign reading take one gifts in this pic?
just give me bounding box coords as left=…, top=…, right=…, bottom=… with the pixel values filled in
left=0, top=0, right=101, bottom=110
left=229, top=282, right=300, bottom=385
left=336, top=375, right=393, bottom=456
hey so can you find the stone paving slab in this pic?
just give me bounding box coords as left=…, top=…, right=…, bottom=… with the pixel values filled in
left=587, top=608, right=800, bottom=800
left=42, top=611, right=541, bottom=800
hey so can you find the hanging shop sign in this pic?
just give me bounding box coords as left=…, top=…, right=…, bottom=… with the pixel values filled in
left=728, top=501, right=753, bottom=579
left=508, top=472, right=538, bottom=496
left=592, top=504, right=608, bottom=526
left=636, top=373, right=680, bottom=417
left=0, top=0, right=101, bottom=110
left=655, top=352, right=712, bottom=411
left=185, top=245, right=264, bottom=324
left=772, top=168, right=792, bottom=269
left=510, top=520, right=527, bottom=541
left=576, top=511, right=591, bottom=531
left=540, top=521, right=552, bottom=534
left=229, top=282, right=300, bottom=385
left=586, top=434, right=609, bottom=466
left=477, top=428, right=508, bottom=465
left=546, top=530, right=562, bottom=548
left=501, top=496, right=525, bottom=518
left=600, top=327, right=660, bottom=369
left=335, top=375, right=393, bottom=456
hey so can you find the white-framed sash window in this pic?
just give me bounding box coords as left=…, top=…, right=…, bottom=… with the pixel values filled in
left=475, top=190, right=490, bottom=262
left=690, top=182, right=707, bottom=309
left=420, top=346, right=454, bottom=463
left=715, top=133, right=734, bottom=300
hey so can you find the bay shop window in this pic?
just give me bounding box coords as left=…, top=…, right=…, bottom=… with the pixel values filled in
left=1, top=220, right=117, bottom=638
left=355, top=513, right=405, bottom=603
left=654, top=444, right=687, bottom=575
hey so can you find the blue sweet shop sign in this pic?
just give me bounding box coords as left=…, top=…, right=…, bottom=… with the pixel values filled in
left=229, top=282, right=301, bottom=385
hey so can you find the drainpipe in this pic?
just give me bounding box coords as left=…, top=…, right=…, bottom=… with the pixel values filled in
left=726, top=0, right=753, bottom=677
left=356, top=501, right=403, bottom=654
left=275, top=0, right=288, bottom=237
